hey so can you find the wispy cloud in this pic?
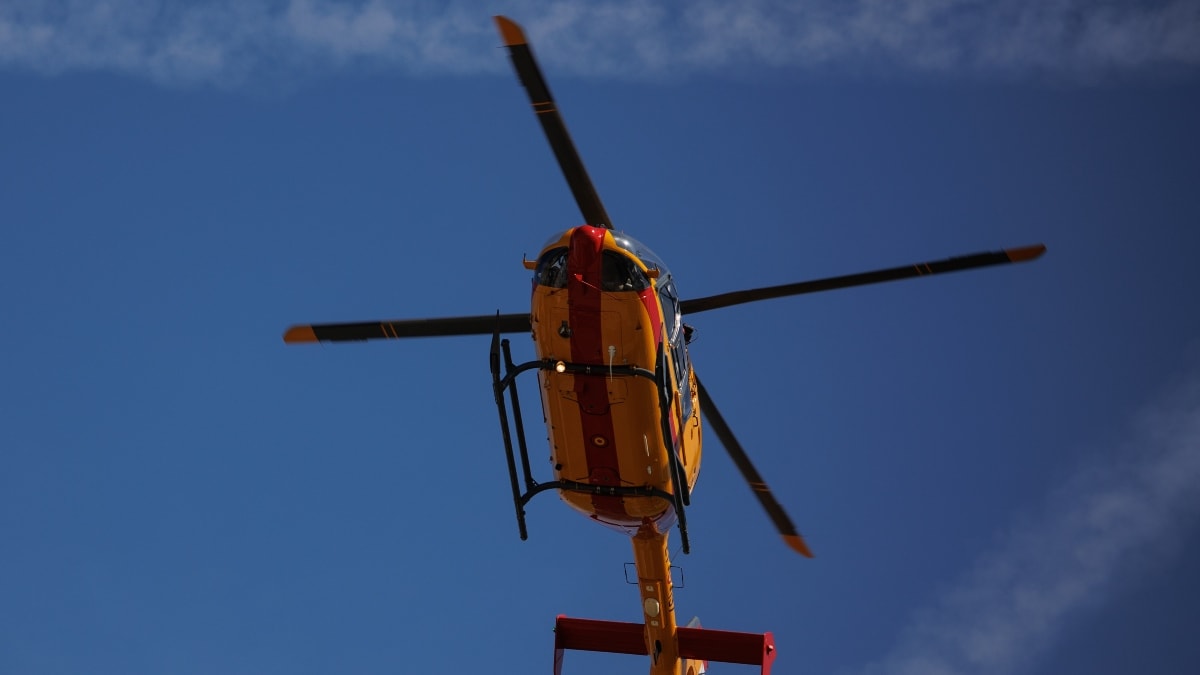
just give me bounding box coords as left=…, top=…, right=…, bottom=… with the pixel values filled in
left=1, top=0, right=1198, bottom=86
left=857, top=369, right=1200, bottom=675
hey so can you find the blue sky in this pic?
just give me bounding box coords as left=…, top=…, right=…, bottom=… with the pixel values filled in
left=3, top=2, right=1200, bottom=674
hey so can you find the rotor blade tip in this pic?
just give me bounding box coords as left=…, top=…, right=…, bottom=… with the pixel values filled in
left=1006, top=244, right=1046, bottom=263
left=283, top=325, right=318, bottom=344
left=784, top=534, right=814, bottom=558
left=493, top=15, right=527, bottom=46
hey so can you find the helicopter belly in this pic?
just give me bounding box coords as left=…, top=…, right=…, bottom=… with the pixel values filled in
left=532, top=290, right=677, bottom=533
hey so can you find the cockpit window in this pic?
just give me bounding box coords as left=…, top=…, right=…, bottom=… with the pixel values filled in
left=611, top=232, right=669, bottom=279
left=534, top=247, right=569, bottom=288
left=659, top=278, right=680, bottom=341
left=602, top=251, right=650, bottom=292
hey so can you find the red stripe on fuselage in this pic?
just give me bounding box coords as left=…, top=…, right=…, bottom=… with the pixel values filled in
left=567, top=227, right=626, bottom=523
left=635, top=282, right=682, bottom=530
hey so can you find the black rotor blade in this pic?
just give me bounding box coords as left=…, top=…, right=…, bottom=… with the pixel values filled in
left=681, top=244, right=1045, bottom=315
left=284, top=312, right=531, bottom=343
left=495, top=15, right=613, bottom=230
left=695, top=374, right=813, bottom=558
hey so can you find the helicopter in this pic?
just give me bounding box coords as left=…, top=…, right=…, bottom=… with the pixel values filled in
left=283, top=15, right=1045, bottom=675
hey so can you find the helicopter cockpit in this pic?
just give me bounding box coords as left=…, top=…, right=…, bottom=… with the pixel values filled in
left=533, top=247, right=650, bottom=292
left=532, top=230, right=667, bottom=294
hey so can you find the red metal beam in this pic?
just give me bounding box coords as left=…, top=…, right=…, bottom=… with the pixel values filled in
left=552, top=616, right=777, bottom=675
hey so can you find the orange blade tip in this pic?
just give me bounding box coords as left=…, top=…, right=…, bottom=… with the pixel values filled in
left=1006, top=244, right=1047, bottom=263
left=494, top=16, right=527, bottom=46
left=283, top=325, right=318, bottom=343
left=785, top=534, right=814, bottom=558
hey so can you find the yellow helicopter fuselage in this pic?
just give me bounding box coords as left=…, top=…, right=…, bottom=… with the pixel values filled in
left=529, top=225, right=702, bottom=534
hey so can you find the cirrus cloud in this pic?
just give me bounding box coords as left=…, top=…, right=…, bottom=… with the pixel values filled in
left=857, top=368, right=1200, bottom=675
left=1, top=0, right=1198, bottom=87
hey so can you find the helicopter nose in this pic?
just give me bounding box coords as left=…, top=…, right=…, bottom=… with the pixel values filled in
left=567, top=225, right=607, bottom=289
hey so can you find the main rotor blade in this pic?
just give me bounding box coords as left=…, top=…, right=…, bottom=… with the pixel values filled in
left=495, top=15, right=613, bottom=230
left=681, top=244, right=1045, bottom=315
left=284, top=313, right=531, bottom=343
left=695, top=374, right=813, bottom=558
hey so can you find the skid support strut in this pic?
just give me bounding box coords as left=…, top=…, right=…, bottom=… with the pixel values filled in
left=489, top=328, right=691, bottom=552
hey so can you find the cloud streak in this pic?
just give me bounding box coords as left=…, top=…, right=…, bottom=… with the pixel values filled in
left=1, top=0, right=1199, bottom=87
left=858, top=369, right=1200, bottom=675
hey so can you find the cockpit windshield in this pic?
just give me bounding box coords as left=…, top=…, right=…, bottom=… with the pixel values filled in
left=533, top=245, right=650, bottom=292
